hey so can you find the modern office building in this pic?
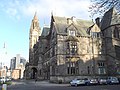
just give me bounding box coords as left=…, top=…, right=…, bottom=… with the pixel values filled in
left=10, top=54, right=26, bottom=79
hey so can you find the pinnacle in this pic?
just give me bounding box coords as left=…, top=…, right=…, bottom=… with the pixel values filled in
left=33, top=12, right=38, bottom=20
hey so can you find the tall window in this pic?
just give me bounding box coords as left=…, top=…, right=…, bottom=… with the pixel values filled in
left=67, top=42, right=77, bottom=55
left=98, top=62, right=106, bottom=74
left=67, top=62, right=75, bottom=75
left=91, top=32, right=100, bottom=38
left=71, top=62, right=75, bottom=74
left=98, top=67, right=106, bottom=74
left=87, top=66, right=90, bottom=74
left=70, top=42, right=77, bottom=55
left=67, top=64, right=70, bottom=74
left=66, top=42, right=70, bottom=54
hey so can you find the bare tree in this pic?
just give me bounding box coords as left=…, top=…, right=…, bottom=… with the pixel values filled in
left=89, top=0, right=120, bottom=17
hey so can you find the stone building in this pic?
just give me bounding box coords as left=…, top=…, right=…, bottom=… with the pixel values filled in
left=0, top=66, right=8, bottom=78
left=32, top=15, right=106, bottom=82
left=36, top=25, right=50, bottom=80
left=29, top=12, right=41, bottom=66
left=12, top=69, right=21, bottom=79
left=100, top=7, right=120, bottom=76
left=39, top=15, right=106, bottom=83
left=25, top=12, right=41, bottom=79
left=26, top=8, right=120, bottom=83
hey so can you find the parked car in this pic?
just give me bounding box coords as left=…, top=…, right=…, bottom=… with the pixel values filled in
left=89, top=78, right=99, bottom=85
left=70, top=78, right=89, bottom=86
left=0, top=77, right=2, bottom=82
left=117, top=78, right=120, bottom=84
left=6, top=77, right=11, bottom=81
left=83, top=78, right=90, bottom=85
left=107, top=77, right=119, bottom=84
left=0, top=77, right=6, bottom=83
left=98, top=78, right=107, bottom=85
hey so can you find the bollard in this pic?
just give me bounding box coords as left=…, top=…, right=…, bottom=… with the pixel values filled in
left=2, top=84, right=7, bottom=90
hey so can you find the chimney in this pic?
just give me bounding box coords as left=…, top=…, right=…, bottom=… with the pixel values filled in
left=71, top=16, right=76, bottom=21
left=95, top=17, right=100, bottom=27
left=67, top=16, right=76, bottom=24
left=67, top=18, right=71, bottom=24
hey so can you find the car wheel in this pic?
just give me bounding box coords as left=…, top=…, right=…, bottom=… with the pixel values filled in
left=86, top=82, right=89, bottom=86
left=107, top=82, right=111, bottom=85
left=75, top=83, right=78, bottom=87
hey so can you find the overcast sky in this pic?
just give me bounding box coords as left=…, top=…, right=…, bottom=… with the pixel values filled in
left=0, top=0, right=92, bottom=67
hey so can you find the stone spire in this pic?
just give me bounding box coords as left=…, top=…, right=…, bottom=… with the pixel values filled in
left=33, top=12, right=38, bottom=21
left=30, top=12, right=40, bottom=32
left=29, top=12, right=41, bottom=65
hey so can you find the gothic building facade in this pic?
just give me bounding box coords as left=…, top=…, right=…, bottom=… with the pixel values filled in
left=25, top=13, right=41, bottom=79
left=25, top=8, right=120, bottom=83
left=37, top=15, right=106, bottom=83
left=100, top=8, right=120, bottom=76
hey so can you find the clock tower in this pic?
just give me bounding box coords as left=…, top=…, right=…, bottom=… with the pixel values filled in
left=29, top=12, right=41, bottom=65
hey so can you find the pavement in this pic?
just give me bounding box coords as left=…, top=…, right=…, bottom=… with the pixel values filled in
left=12, top=79, right=70, bottom=87
left=33, top=80, right=69, bottom=86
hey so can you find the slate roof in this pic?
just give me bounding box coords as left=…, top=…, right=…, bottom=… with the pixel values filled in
left=41, top=26, right=50, bottom=36
left=101, top=7, right=120, bottom=30
left=52, top=16, right=93, bottom=37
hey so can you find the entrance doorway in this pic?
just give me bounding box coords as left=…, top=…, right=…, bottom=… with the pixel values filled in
left=31, top=67, right=37, bottom=79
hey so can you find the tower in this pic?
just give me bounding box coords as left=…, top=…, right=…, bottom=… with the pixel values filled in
left=29, top=12, right=41, bottom=65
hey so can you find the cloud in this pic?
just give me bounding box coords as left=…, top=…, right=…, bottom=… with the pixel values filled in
left=0, top=0, right=21, bottom=20
left=0, top=0, right=91, bottom=20
left=6, top=8, right=17, bottom=16
left=23, top=0, right=91, bottom=18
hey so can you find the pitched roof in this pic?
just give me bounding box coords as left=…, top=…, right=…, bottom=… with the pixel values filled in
left=41, top=26, right=50, bottom=36
left=101, top=7, right=120, bottom=30
left=52, top=16, right=93, bottom=37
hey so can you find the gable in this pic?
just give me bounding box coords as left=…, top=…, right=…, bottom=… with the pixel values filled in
left=67, top=23, right=77, bottom=31
left=101, top=7, right=120, bottom=30
left=66, top=24, right=77, bottom=36
left=91, top=24, right=101, bottom=32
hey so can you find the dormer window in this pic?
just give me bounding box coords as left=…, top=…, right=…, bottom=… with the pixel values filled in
left=69, top=30, right=75, bottom=36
